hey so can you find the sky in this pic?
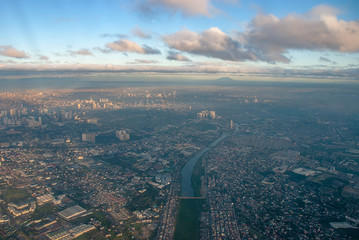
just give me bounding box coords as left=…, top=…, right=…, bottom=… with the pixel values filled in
left=0, top=0, right=359, bottom=81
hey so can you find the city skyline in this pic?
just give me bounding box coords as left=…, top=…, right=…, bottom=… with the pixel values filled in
left=1, top=0, right=359, bottom=82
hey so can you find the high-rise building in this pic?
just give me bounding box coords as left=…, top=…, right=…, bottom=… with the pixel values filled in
left=116, top=130, right=130, bottom=141
left=86, top=119, right=98, bottom=124
left=210, top=111, right=216, bottom=119
left=10, top=109, right=17, bottom=117
left=82, top=133, right=96, bottom=142
left=197, top=110, right=216, bottom=120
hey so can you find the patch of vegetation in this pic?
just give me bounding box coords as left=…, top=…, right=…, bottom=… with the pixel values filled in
left=337, top=229, right=359, bottom=240
left=2, top=189, right=30, bottom=202
left=31, top=203, right=58, bottom=219
left=195, top=122, right=217, bottom=131
left=258, top=170, right=275, bottom=177
left=126, top=186, right=162, bottom=211
left=95, top=153, right=140, bottom=171
left=95, top=134, right=119, bottom=144
left=174, top=199, right=204, bottom=240
left=92, top=211, right=112, bottom=228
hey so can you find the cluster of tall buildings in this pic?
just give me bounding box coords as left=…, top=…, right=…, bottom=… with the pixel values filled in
left=0, top=107, right=28, bottom=125
left=197, top=110, right=216, bottom=120
left=145, top=90, right=176, bottom=99
left=76, top=98, right=116, bottom=110
left=82, top=130, right=130, bottom=142
left=116, top=130, right=130, bottom=141
left=7, top=201, right=36, bottom=217
left=82, top=133, right=97, bottom=142
left=0, top=106, right=75, bottom=126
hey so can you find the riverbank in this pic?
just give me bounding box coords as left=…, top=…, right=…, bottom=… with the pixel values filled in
left=174, top=157, right=206, bottom=239
left=175, top=132, right=230, bottom=239
left=181, top=132, right=230, bottom=197
left=174, top=199, right=205, bottom=240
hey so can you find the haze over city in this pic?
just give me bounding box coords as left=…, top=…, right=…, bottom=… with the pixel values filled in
left=1, top=1, right=359, bottom=240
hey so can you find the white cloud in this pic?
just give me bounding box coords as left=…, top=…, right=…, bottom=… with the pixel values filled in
left=70, top=49, right=93, bottom=56
left=127, top=59, right=160, bottom=64
left=308, top=5, right=341, bottom=17
left=240, top=5, right=359, bottom=62
left=163, top=27, right=256, bottom=61
left=105, top=39, right=160, bottom=54
left=163, top=5, right=359, bottom=63
left=0, top=45, right=29, bottom=58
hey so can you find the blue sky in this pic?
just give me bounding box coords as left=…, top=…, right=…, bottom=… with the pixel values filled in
left=0, top=0, right=359, bottom=81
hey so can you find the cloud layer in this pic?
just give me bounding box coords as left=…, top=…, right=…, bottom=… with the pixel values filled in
left=163, top=5, right=359, bottom=63
left=1, top=63, right=358, bottom=81
left=105, top=39, right=160, bottom=54
left=127, top=59, right=159, bottom=64
left=0, top=46, right=29, bottom=58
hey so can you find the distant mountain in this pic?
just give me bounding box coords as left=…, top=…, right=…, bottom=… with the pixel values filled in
left=216, top=76, right=237, bottom=82
left=212, top=77, right=241, bottom=86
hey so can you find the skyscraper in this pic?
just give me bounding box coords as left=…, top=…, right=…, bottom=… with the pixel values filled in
left=116, top=130, right=130, bottom=141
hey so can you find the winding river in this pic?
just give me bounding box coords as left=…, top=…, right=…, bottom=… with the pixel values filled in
left=180, top=132, right=230, bottom=197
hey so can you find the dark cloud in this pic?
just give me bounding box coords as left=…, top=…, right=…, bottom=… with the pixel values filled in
left=319, top=56, right=337, bottom=64
left=134, top=1, right=159, bottom=20
left=319, top=57, right=331, bottom=63
left=132, top=27, right=152, bottom=39
left=99, top=33, right=128, bottom=38
left=142, top=45, right=161, bottom=54
left=167, top=51, right=190, bottom=61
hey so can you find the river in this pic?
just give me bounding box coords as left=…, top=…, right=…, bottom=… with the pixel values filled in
left=180, top=132, right=230, bottom=197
